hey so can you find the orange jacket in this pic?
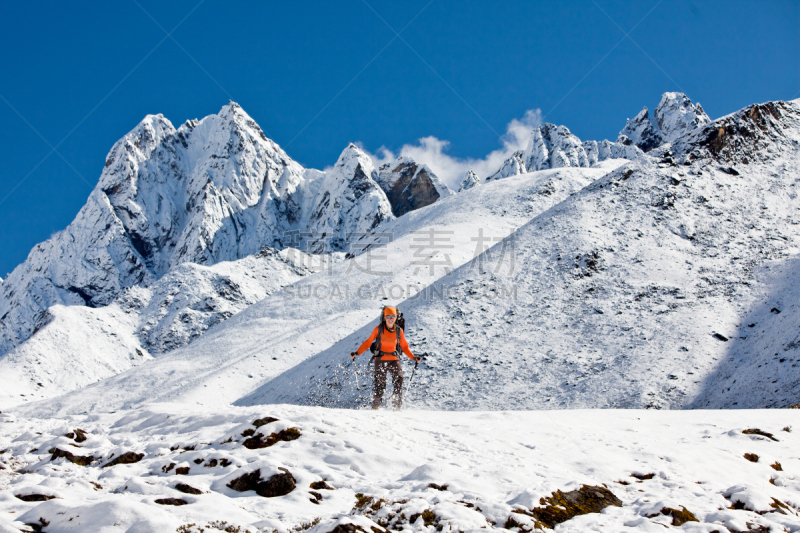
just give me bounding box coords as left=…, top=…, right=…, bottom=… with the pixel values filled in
left=356, top=326, right=415, bottom=361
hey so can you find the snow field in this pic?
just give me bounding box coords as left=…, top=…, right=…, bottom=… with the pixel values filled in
left=1, top=405, right=799, bottom=532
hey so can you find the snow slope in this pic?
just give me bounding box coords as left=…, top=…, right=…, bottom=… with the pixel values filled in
left=245, top=98, right=800, bottom=411
left=0, top=247, right=317, bottom=408
left=9, top=161, right=627, bottom=415
left=1, top=405, right=799, bottom=533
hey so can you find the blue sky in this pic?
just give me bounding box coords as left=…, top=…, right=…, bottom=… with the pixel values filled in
left=0, top=0, right=798, bottom=277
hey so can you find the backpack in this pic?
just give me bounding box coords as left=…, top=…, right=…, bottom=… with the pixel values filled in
left=370, top=307, right=404, bottom=359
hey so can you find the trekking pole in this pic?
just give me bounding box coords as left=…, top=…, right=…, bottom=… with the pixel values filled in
left=406, top=353, right=424, bottom=394
left=350, top=353, right=360, bottom=391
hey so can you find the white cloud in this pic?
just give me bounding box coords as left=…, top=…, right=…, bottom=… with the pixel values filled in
left=362, top=109, right=542, bottom=190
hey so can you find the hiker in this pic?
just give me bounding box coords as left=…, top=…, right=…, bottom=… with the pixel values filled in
left=351, top=307, right=420, bottom=409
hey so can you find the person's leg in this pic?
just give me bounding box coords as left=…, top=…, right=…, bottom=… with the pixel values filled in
left=389, top=360, right=404, bottom=409
left=373, top=359, right=388, bottom=409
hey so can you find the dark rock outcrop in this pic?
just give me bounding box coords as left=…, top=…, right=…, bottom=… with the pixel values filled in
left=155, top=498, right=187, bottom=506
left=175, top=483, right=204, bottom=495
left=50, top=447, right=94, bottom=466
left=515, top=485, right=622, bottom=529
left=102, top=451, right=144, bottom=468
left=226, top=468, right=296, bottom=497
left=377, top=157, right=452, bottom=216
left=243, top=427, right=301, bottom=449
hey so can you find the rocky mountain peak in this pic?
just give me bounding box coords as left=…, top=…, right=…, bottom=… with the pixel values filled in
left=458, top=169, right=481, bottom=191
left=375, top=156, right=452, bottom=217
left=654, top=92, right=710, bottom=143
left=305, top=144, right=392, bottom=251
left=524, top=123, right=594, bottom=171
left=485, top=151, right=526, bottom=182
left=672, top=98, right=800, bottom=165
left=486, top=120, right=644, bottom=183
left=618, top=106, right=663, bottom=152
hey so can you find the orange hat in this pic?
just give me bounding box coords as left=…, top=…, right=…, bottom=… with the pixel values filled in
left=383, top=307, right=397, bottom=316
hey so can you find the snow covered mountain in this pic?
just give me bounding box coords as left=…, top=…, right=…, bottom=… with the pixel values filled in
left=242, top=97, right=800, bottom=411
left=484, top=151, right=526, bottom=182
left=486, top=123, right=642, bottom=182
left=0, top=106, right=457, bottom=360
left=458, top=169, right=481, bottom=192
left=486, top=92, right=709, bottom=184
left=618, top=92, right=711, bottom=152
left=0, top=102, right=308, bottom=357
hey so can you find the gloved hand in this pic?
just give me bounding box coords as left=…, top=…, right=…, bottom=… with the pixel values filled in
left=350, top=352, right=357, bottom=360
left=414, top=355, right=422, bottom=363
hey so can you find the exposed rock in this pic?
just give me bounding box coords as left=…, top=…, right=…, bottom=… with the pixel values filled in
left=524, top=124, right=591, bottom=171
left=175, top=483, right=204, bottom=495
left=744, top=453, right=759, bottom=462
left=102, top=451, right=144, bottom=468
left=310, top=480, right=334, bottom=490
left=15, top=494, right=57, bottom=502
left=618, top=107, right=663, bottom=152
left=485, top=123, right=644, bottom=183
left=517, top=485, right=622, bottom=529
left=155, top=498, right=187, bottom=506
left=50, top=447, right=94, bottom=466
left=226, top=468, right=296, bottom=497
left=408, top=509, right=438, bottom=527
left=25, top=518, right=49, bottom=533
left=69, top=428, right=88, bottom=443
left=243, top=427, right=301, bottom=449
left=328, top=524, right=368, bottom=533
left=376, top=156, right=452, bottom=216
left=253, top=416, right=279, bottom=428
left=658, top=506, right=698, bottom=526
left=674, top=100, right=800, bottom=166
left=175, top=466, right=190, bottom=475
left=129, top=248, right=313, bottom=355
left=743, top=428, right=778, bottom=441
